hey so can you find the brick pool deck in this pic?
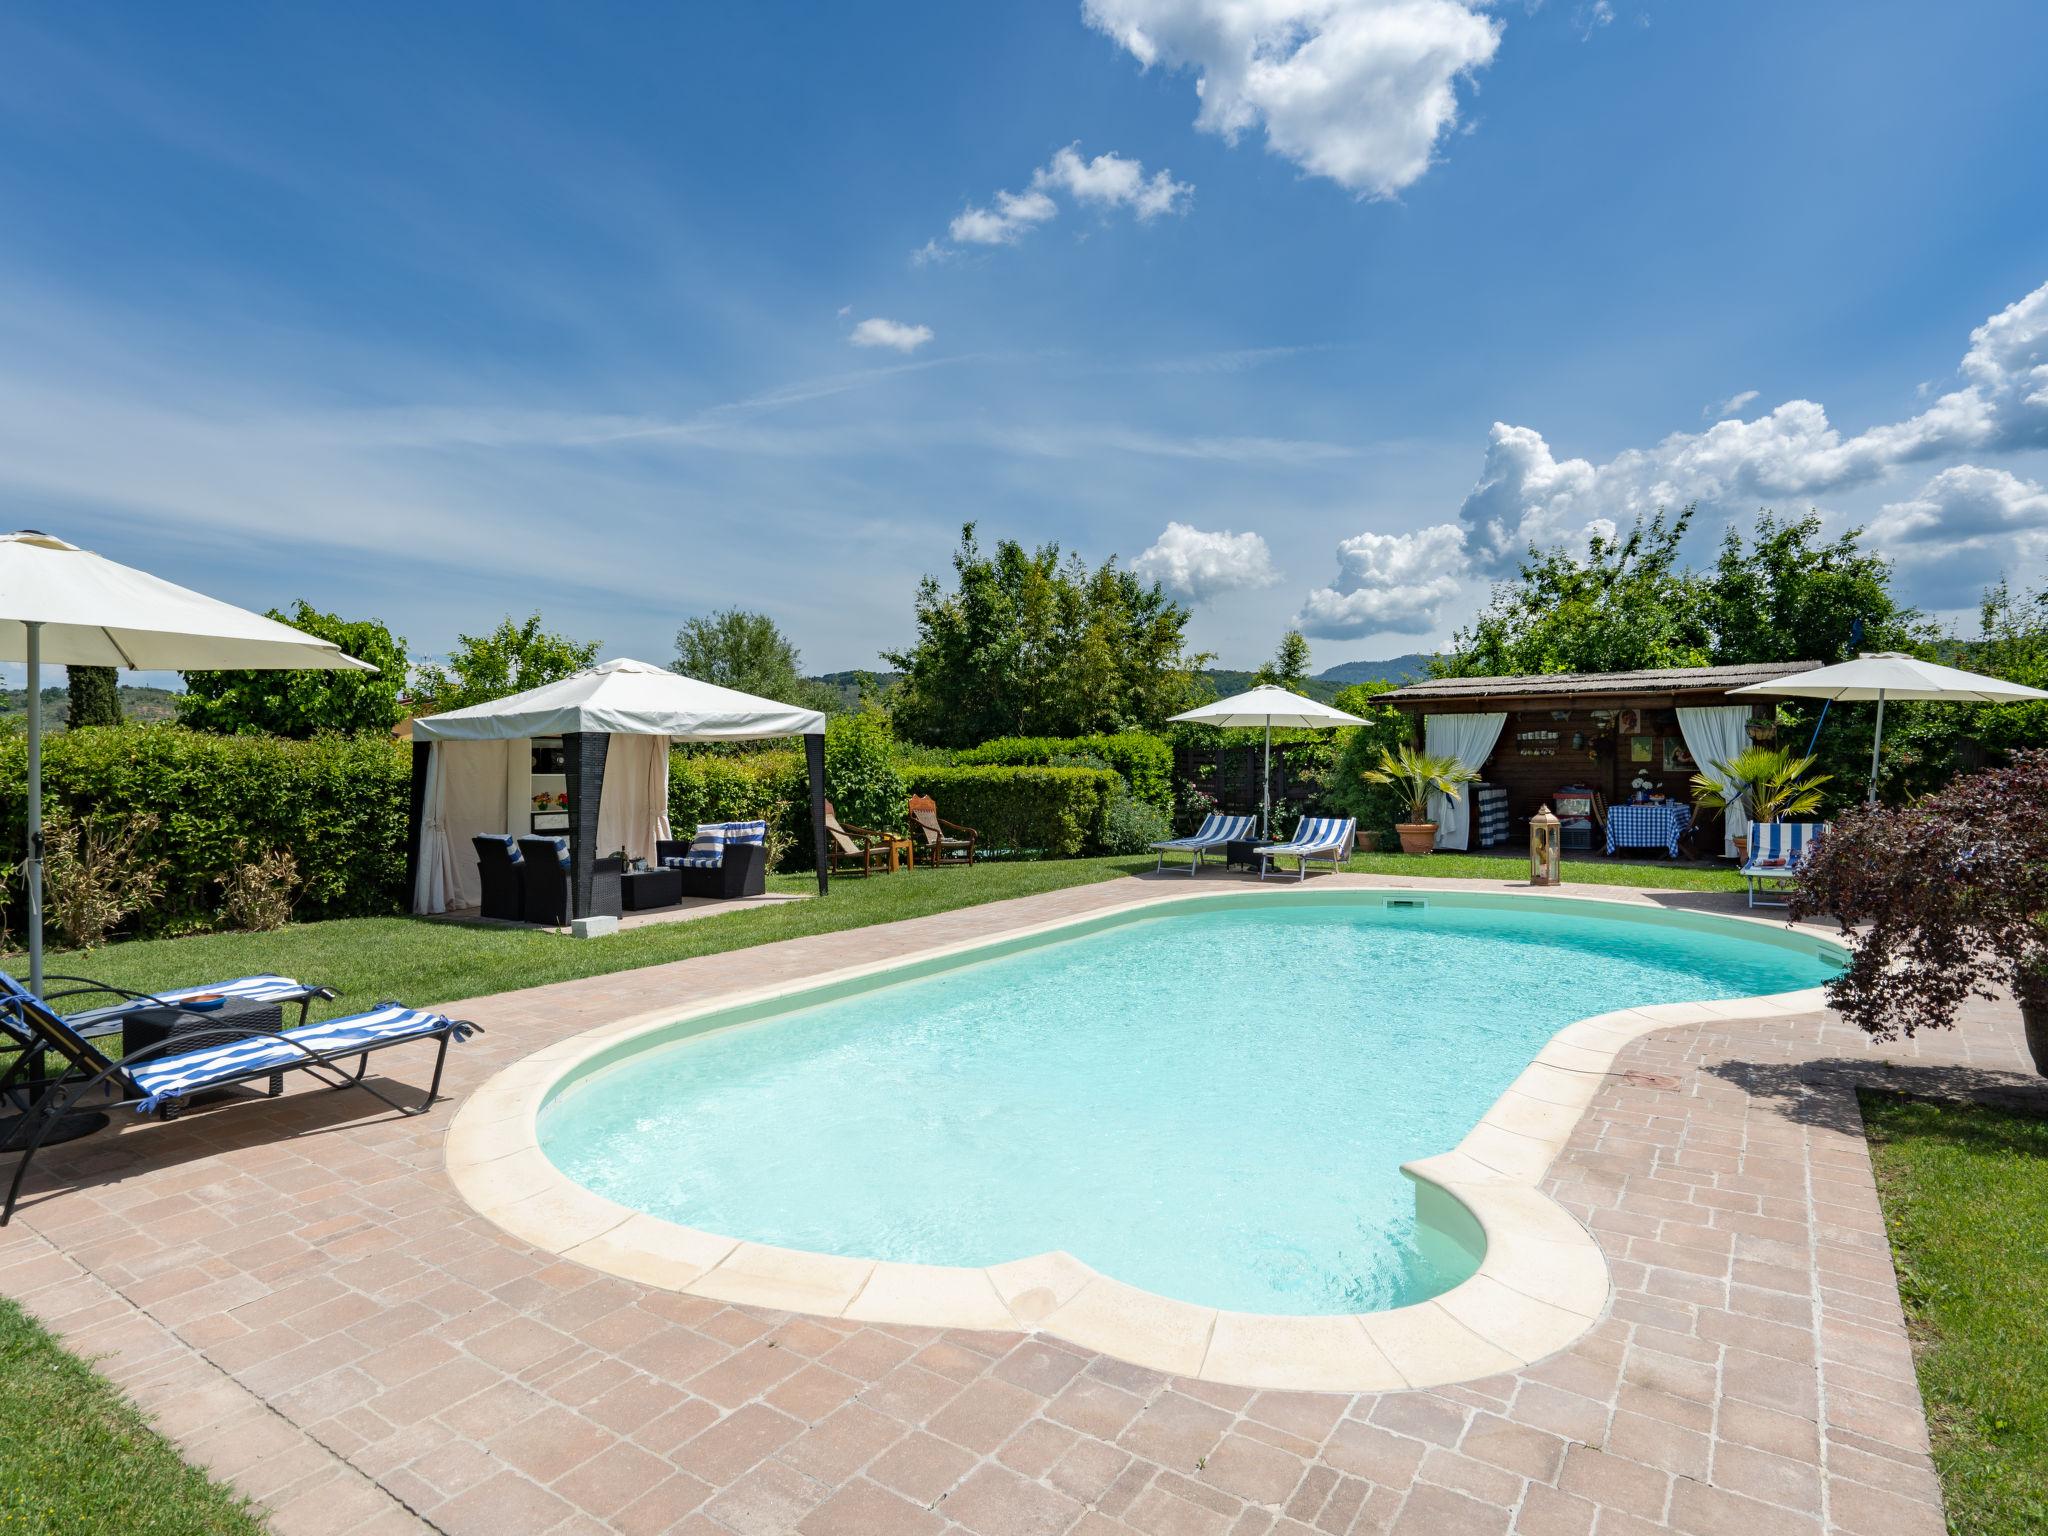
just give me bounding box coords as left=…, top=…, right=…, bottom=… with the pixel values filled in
left=3, top=872, right=2041, bottom=1535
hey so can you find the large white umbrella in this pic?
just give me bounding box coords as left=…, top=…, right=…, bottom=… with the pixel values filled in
left=1169, top=684, right=1366, bottom=838
left=1, top=531, right=375, bottom=991
left=1729, top=651, right=2048, bottom=804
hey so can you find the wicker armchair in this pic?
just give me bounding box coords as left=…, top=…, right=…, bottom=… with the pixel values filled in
left=472, top=835, right=526, bottom=921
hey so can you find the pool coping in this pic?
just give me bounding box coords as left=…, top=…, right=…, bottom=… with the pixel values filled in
left=443, top=880, right=1845, bottom=1393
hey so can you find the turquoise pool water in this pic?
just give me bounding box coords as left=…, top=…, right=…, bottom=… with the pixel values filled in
left=541, top=895, right=1839, bottom=1315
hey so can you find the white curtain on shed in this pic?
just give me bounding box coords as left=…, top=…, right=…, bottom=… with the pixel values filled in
left=594, top=733, right=672, bottom=865
left=1677, top=706, right=1753, bottom=857
left=1424, top=713, right=1507, bottom=850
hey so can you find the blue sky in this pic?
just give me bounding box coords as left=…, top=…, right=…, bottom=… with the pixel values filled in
left=3, top=0, right=2045, bottom=683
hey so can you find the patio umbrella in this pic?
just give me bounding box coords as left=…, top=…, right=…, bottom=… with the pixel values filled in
left=1169, top=685, right=1366, bottom=838
left=0, top=531, right=375, bottom=992
left=1728, top=651, right=2047, bottom=804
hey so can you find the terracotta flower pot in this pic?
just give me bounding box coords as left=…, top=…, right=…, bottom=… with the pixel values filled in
left=1396, top=822, right=1437, bottom=855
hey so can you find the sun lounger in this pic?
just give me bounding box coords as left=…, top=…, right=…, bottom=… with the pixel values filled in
left=1739, top=821, right=1827, bottom=908
left=1150, top=813, right=1257, bottom=874
left=1256, top=816, right=1357, bottom=882
left=0, top=970, right=476, bottom=1225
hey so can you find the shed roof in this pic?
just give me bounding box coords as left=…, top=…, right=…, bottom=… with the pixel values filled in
left=1379, top=660, right=1822, bottom=707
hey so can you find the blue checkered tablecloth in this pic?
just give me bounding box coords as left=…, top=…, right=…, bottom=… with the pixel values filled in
left=1605, top=801, right=1692, bottom=858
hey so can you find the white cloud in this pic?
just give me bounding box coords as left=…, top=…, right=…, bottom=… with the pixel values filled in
left=1869, top=466, right=2048, bottom=605
left=1705, top=388, right=1758, bottom=420
left=1296, top=523, right=1466, bottom=636
left=1132, top=522, right=1281, bottom=600
left=949, top=188, right=1059, bottom=246
left=1037, top=144, right=1192, bottom=219
left=1082, top=0, right=1503, bottom=198
left=921, top=142, right=1190, bottom=260
left=848, top=317, right=934, bottom=353
left=1288, top=280, right=2048, bottom=641
left=1448, top=278, right=2048, bottom=576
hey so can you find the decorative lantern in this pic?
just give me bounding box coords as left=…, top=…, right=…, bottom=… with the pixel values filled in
left=1529, top=804, right=1562, bottom=887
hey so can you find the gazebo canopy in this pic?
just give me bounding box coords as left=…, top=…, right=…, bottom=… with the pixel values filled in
left=412, top=657, right=825, bottom=742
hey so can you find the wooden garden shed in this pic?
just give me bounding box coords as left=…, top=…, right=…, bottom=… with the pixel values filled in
left=1377, top=661, right=1821, bottom=856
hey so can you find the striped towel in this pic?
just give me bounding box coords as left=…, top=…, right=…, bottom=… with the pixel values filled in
left=1474, top=786, right=1510, bottom=848
left=1153, top=813, right=1256, bottom=851
left=64, top=975, right=323, bottom=1040
left=126, top=1004, right=471, bottom=1114
left=722, top=820, right=767, bottom=846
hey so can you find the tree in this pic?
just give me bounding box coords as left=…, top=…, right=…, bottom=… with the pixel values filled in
left=65, top=666, right=122, bottom=728
left=884, top=524, right=1210, bottom=746
left=1255, top=631, right=1313, bottom=691
left=674, top=609, right=837, bottom=713
left=411, top=615, right=600, bottom=715
left=1882, top=582, right=2048, bottom=793
left=1704, top=511, right=1923, bottom=669
left=1440, top=509, right=1714, bottom=678
left=178, top=602, right=407, bottom=738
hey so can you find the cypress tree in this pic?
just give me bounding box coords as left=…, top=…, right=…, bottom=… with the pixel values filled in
left=66, top=665, right=122, bottom=728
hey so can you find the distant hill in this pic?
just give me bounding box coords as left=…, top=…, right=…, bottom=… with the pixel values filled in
left=807, top=670, right=902, bottom=711
left=1316, top=653, right=1433, bottom=687
left=0, top=683, right=181, bottom=729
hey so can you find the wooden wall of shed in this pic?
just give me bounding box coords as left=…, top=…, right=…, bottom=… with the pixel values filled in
left=1471, top=701, right=1732, bottom=843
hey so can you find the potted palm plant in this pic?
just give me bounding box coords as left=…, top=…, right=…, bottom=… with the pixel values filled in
left=1361, top=746, right=1480, bottom=855
left=1690, top=746, right=1831, bottom=860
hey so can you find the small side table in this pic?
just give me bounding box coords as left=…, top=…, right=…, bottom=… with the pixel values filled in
left=123, top=998, right=288, bottom=1102
left=621, top=867, right=684, bottom=910
left=880, top=834, right=915, bottom=873
left=1222, top=839, right=1260, bottom=873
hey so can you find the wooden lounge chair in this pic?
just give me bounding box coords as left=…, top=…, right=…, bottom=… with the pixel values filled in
left=907, top=795, right=977, bottom=868
left=823, top=800, right=888, bottom=877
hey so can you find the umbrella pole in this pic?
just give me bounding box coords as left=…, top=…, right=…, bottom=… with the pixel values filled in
left=24, top=622, right=41, bottom=996
left=1262, top=719, right=1272, bottom=841
left=1867, top=690, right=1886, bottom=806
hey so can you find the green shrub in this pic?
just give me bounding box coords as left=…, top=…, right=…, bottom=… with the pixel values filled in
left=1324, top=685, right=1414, bottom=852
left=903, top=765, right=1118, bottom=858
left=824, top=710, right=907, bottom=834
left=0, top=725, right=411, bottom=939
left=953, top=733, right=1171, bottom=811
left=1101, top=782, right=1172, bottom=855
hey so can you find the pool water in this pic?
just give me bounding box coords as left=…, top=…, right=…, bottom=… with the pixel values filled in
left=540, top=896, right=1838, bottom=1315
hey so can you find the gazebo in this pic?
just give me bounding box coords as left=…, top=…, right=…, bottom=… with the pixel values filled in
left=404, top=658, right=830, bottom=920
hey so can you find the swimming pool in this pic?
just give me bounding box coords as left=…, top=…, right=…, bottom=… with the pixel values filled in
left=535, top=891, right=1842, bottom=1318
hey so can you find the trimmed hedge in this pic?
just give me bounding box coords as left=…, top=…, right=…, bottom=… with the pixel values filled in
left=952, top=733, right=1171, bottom=812
left=903, top=765, right=1120, bottom=858
left=0, top=725, right=411, bottom=939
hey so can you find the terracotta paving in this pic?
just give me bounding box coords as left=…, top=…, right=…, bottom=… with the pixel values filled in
left=3, top=871, right=2041, bottom=1536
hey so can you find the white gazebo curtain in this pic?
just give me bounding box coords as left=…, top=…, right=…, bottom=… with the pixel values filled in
left=1677, top=706, right=1753, bottom=856
left=1423, top=713, right=1507, bottom=850
left=595, top=733, right=672, bottom=867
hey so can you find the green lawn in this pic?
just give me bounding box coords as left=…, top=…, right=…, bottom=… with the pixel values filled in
left=1863, top=1091, right=2048, bottom=1534
left=0, top=1296, right=266, bottom=1534
left=7, top=851, right=1741, bottom=1020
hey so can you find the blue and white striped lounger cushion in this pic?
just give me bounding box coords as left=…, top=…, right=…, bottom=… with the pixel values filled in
left=659, top=824, right=729, bottom=870
left=1152, top=813, right=1256, bottom=851
left=69, top=975, right=319, bottom=1034
left=1262, top=817, right=1352, bottom=853
left=126, top=1004, right=471, bottom=1113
